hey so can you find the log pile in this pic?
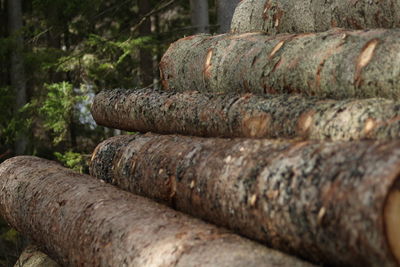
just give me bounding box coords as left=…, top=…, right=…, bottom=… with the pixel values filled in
left=0, top=157, right=311, bottom=267
left=3, top=1, right=400, bottom=266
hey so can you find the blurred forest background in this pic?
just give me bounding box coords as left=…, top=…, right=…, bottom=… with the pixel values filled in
left=0, top=0, right=239, bottom=265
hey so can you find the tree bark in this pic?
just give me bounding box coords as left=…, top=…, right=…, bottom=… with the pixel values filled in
left=0, top=156, right=313, bottom=267
left=138, top=0, right=153, bottom=87
left=7, top=0, right=27, bottom=155
left=231, top=0, right=400, bottom=34
left=14, top=245, right=59, bottom=267
left=90, top=134, right=400, bottom=267
left=92, top=88, right=400, bottom=141
left=217, top=0, right=240, bottom=33
left=190, top=0, right=209, bottom=33
left=160, top=29, right=400, bottom=100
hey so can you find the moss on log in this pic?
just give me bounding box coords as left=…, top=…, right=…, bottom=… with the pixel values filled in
left=92, top=88, right=400, bottom=141
left=14, top=245, right=59, bottom=267
left=0, top=156, right=312, bottom=267
left=231, top=0, right=400, bottom=34
left=160, top=30, right=400, bottom=100
left=91, top=134, right=400, bottom=266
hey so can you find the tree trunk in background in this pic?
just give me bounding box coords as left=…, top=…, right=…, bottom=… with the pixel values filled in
left=7, top=0, right=27, bottom=155
left=91, top=88, right=400, bottom=141
left=45, top=3, right=62, bottom=84
left=231, top=0, right=400, bottom=35
left=91, top=134, right=400, bottom=267
left=190, top=0, right=209, bottom=33
left=160, top=29, right=400, bottom=100
left=138, top=0, right=153, bottom=87
left=217, top=0, right=240, bottom=33
left=151, top=14, right=162, bottom=89
left=0, top=156, right=313, bottom=267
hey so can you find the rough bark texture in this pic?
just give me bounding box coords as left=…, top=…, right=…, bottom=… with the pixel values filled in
left=0, top=156, right=312, bottom=267
left=92, top=88, right=400, bottom=141
left=14, top=245, right=60, bottom=267
left=231, top=0, right=400, bottom=34
left=90, top=134, right=400, bottom=267
left=160, top=29, right=400, bottom=100
left=190, top=0, right=209, bottom=33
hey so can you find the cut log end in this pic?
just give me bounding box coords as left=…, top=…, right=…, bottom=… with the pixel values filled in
left=385, top=179, right=400, bottom=265
left=297, top=110, right=315, bottom=136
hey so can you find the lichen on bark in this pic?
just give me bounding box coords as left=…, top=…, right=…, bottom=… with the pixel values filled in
left=231, top=0, right=400, bottom=34
left=92, top=88, right=400, bottom=141
left=160, top=29, right=400, bottom=100
left=91, top=134, right=400, bottom=266
left=0, top=156, right=312, bottom=267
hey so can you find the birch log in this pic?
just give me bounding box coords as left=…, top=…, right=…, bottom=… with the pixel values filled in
left=92, top=88, right=400, bottom=141
left=0, top=156, right=312, bottom=267
left=231, top=0, right=400, bottom=34
left=91, top=134, right=400, bottom=267
left=160, top=29, right=400, bottom=100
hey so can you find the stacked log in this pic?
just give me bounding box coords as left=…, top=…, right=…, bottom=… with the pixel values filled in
left=231, top=0, right=400, bottom=34
left=160, top=29, right=400, bottom=100
left=86, top=4, right=400, bottom=265
left=14, top=246, right=59, bottom=267
left=0, top=156, right=312, bottom=267
left=6, top=1, right=400, bottom=265
left=92, top=88, right=400, bottom=141
left=90, top=134, right=400, bottom=267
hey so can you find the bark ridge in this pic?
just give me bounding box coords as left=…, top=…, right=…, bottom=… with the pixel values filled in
left=90, top=134, right=400, bottom=267
left=92, top=88, right=400, bottom=141
left=0, top=156, right=312, bottom=267
left=231, top=0, right=400, bottom=34
left=160, top=30, right=400, bottom=100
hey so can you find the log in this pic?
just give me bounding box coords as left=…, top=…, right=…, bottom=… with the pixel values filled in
left=14, top=245, right=59, bottom=267
left=160, top=29, right=400, bottom=100
left=231, top=0, right=400, bottom=34
left=0, top=156, right=312, bottom=267
left=92, top=88, right=400, bottom=141
left=90, top=134, right=400, bottom=267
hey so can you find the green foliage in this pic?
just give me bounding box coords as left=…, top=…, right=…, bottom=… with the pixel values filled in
left=0, top=37, right=12, bottom=62
left=32, top=0, right=100, bottom=26
left=0, top=87, right=33, bottom=147
left=26, top=47, right=65, bottom=72
left=0, top=0, right=199, bottom=262
left=4, top=104, right=33, bottom=145
left=0, top=218, right=21, bottom=266
left=0, top=87, right=14, bottom=141
left=1, top=228, right=19, bottom=243
left=93, top=34, right=154, bottom=65
left=39, top=82, right=85, bottom=145
left=54, top=151, right=87, bottom=173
